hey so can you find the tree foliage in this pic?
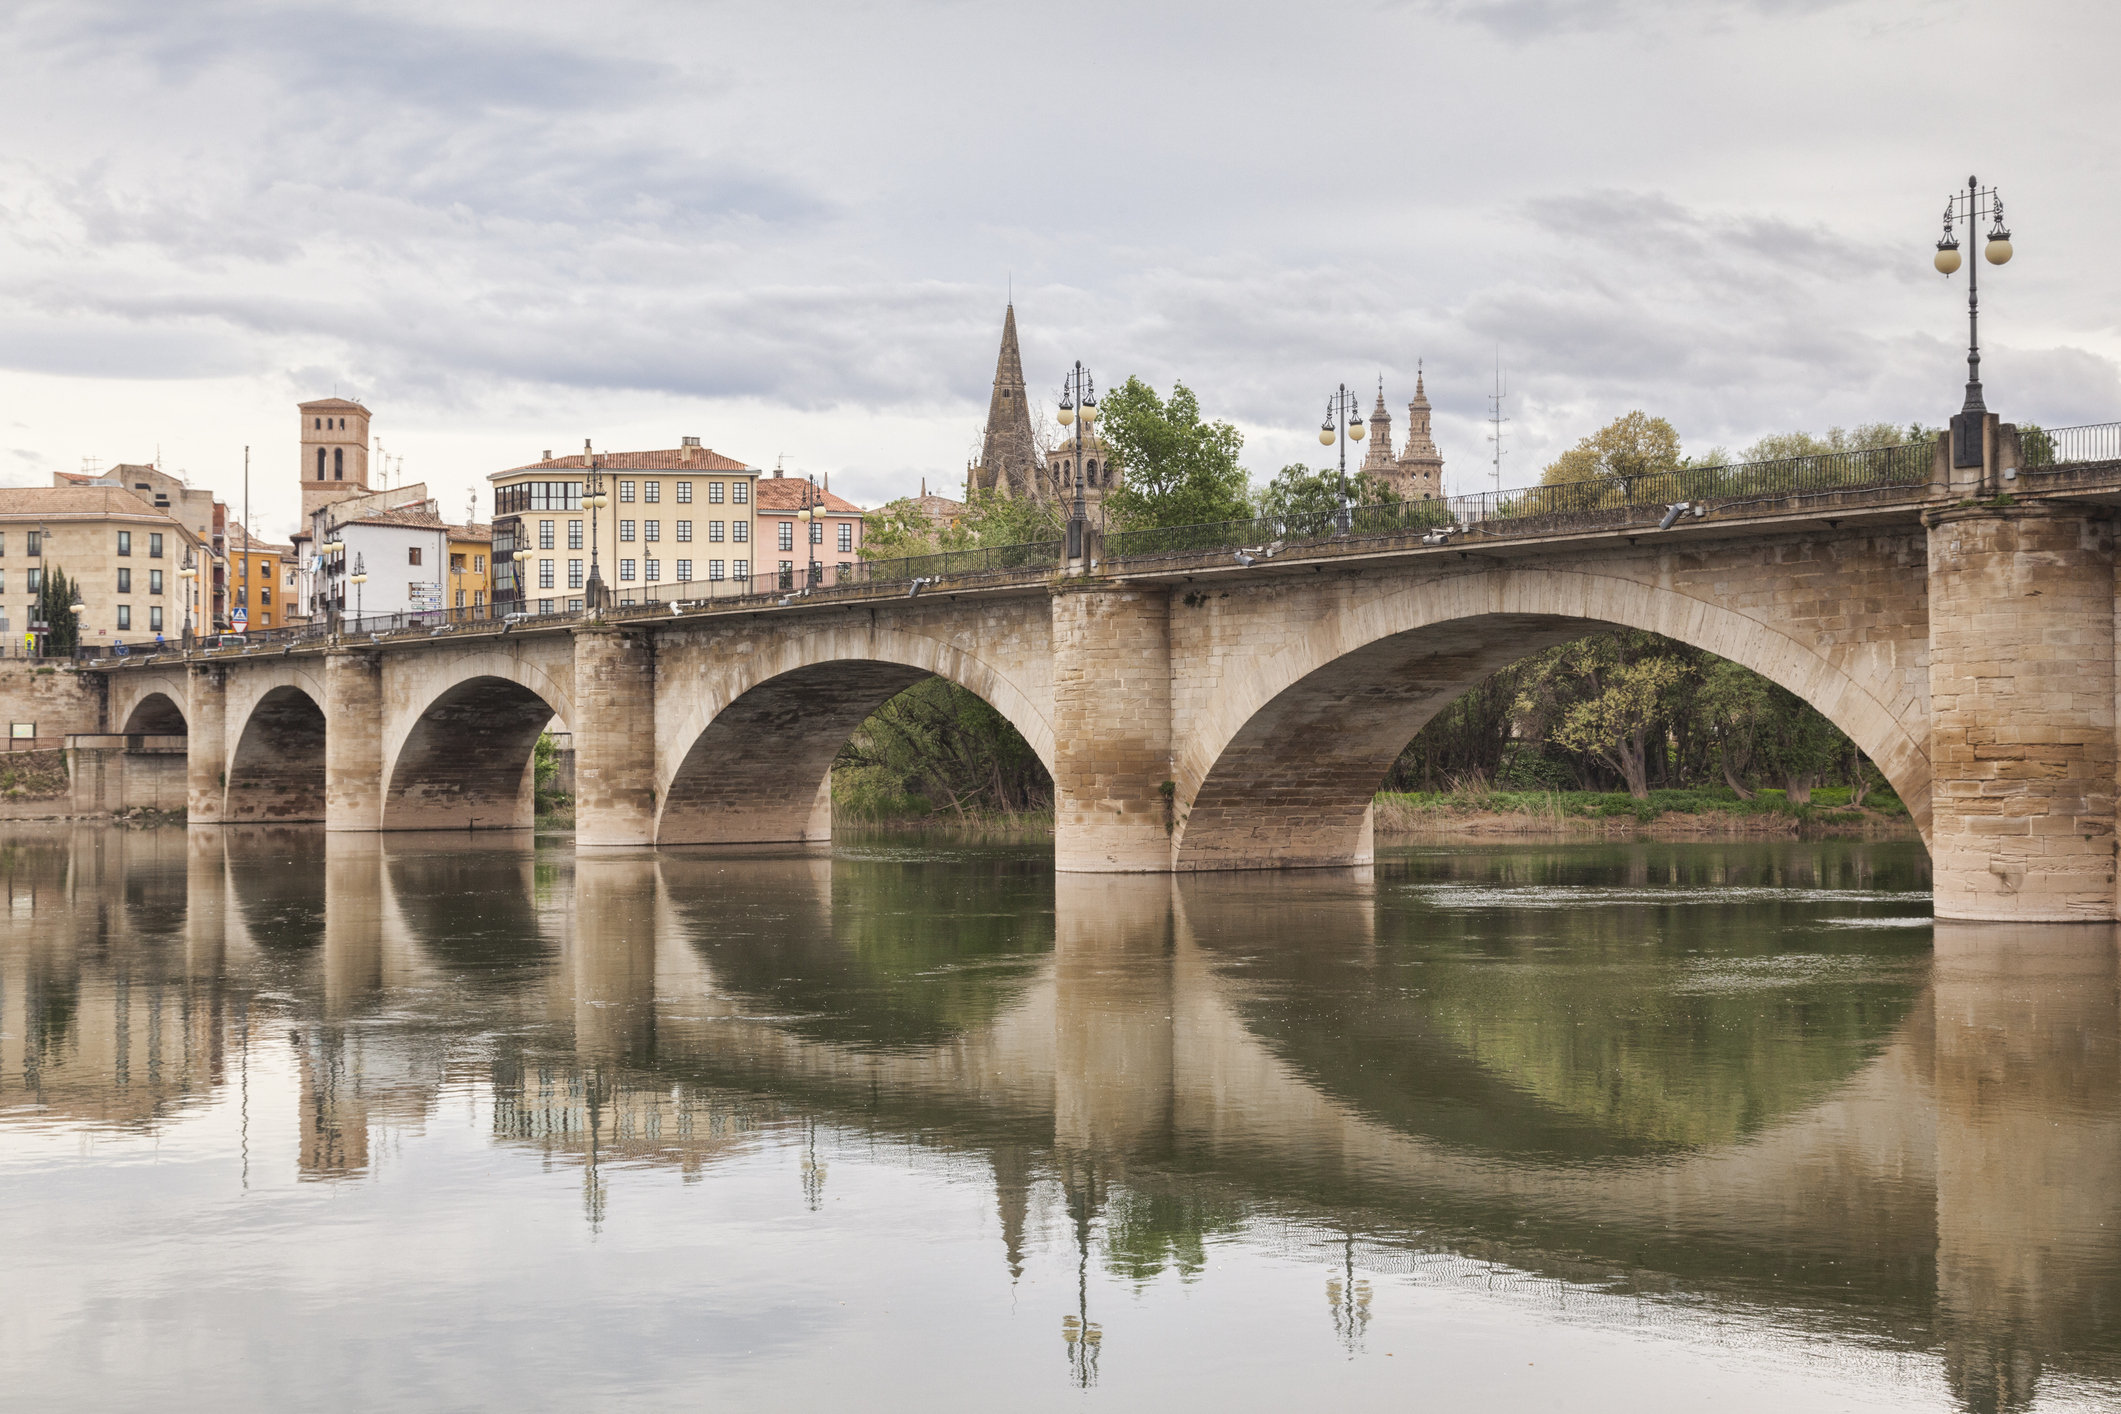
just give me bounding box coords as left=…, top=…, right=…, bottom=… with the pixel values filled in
left=1540, top=411, right=1685, bottom=486
left=1098, top=377, right=1254, bottom=530
left=36, top=566, right=79, bottom=656
left=835, top=678, right=1051, bottom=819
left=1256, top=462, right=1399, bottom=526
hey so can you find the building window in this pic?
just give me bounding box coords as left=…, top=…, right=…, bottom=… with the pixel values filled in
left=705, top=521, right=722, bottom=542
left=568, top=520, right=582, bottom=550
left=450, top=553, right=466, bottom=572
left=810, top=521, right=823, bottom=545
left=539, top=598, right=555, bottom=614
left=618, top=520, right=635, bottom=542
left=707, top=481, right=724, bottom=503
left=261, top=587, right=271, bottom=606
left=27, top=568, right=41, bottom=593
left=777, top=521, right=794, bottom=552
left=619, top=481, right=635, bottom=502
left=150, top=607, right=163, bottom=632
left=150, top=533, right=163, bottom=559
left=732, top=520, right=749, bottom=543
left=334, top=448, right=343, bottom=480
left=540, top=521, right=555, bottom=550
left=474, top=590, right=485, bottom=606
left=568, top=560, right=583, bottom=589
left=619, top=558, right=637, bottom=581
left=732, top=482, right=749, bottom=504
left=235, top=586, right=246, bottom=606
left=677, top=520, right=693, bottom=542
left=539, top=560, right=554, bottom=590
left=408, top=546, right=423, bottom=566
left=677, top=559, right=693, bottom=582
left=150, top=570, right=163, bottom=595
left=26, top=531, right=40, bottom=555
left=644, top=558, right=660, bottom=581
left=475, top=554, right=485, bottom=572
left=733, top=559, right=749, bottom=579
left=643, top=481, right=660, bottom=503
left=838, top=523, right=853, bottom=554
left=707, top=560, right=724, bottom=581
left=117, top=605, right=131, bottom=631
left=644, top=520, right=660, bottom=542
left=117, top=568, right=132, bottom=593
left=677, top=482, right=693, bottom=503
left=778, top=560, right=794, bottom=587
left=566, top=597, right=581, bottom=613
left=117, top=530, right=132, bottom=556
left=316, top=448, right=326, bottom=480
left=455, top=590, right=466, bottom=609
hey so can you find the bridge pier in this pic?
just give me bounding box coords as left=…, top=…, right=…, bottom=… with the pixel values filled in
left=184, top=664, right=226, bottom=824
left=1052, top=586, right=1174, bottom=872
left=325, top=651, right=384, bottom=832
left=1927, top=506, right=2117, bottom=921
left=574, top=627, right=658, bottom=848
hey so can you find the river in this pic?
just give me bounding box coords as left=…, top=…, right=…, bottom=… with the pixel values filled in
left=1, top=827, right=2115, bottom=1412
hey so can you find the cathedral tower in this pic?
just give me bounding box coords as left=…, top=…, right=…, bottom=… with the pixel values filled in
left=1360, top=379, right=1395, bottom=477
left=1392, top=367, right=1445, bottom=501
left=969, top=305, right=1040, bottom=498
left=299, top=397, right=373, bottom=521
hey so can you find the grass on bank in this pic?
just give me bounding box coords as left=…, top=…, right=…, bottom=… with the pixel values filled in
left=1375, top=781, right=1908, bottom=828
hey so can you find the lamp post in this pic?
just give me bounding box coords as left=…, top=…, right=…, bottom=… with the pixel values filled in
left=178, top=548, right=198, bottom=646
left=1056, top=362, right=1098, bottom=561
left=1317, top=382, right=1368, bottom=532
left=1933, top=174, right=2014, bottom=470
left=794, top=475, right=824, bottom=589
left=582, top=439, right=609, bottom=614
left=68, top=586, right=85, bottom=662
left=349, top=552, right=368, bottom=627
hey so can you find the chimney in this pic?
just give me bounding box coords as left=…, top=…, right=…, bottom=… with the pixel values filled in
left=681, top=435, right=700, bottom=462
left=542, top=449, right=551, bottom=461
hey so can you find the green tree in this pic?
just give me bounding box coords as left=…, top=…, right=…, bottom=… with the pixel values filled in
left=1754, top=681, right=1845, bottom=804
left=951, top=487, right=1065, bottom=548
left=1257, top=462, right=1399, bottom=531
left=35, top=566, right=79, bottom=656
left=1741, top=421, right=1910, bottom=462
left=860, top=498, right=946, bottom=559
left=1541, top=411, right=1684, bottom=487
left=835, top=678, right=1051, bottom=819
left=1516, top=633, right=1695, bottom=798
left=1098, top=377, right=1254, bottom=530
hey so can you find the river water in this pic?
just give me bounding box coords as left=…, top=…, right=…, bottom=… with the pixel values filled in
left=1, top=827, right=2115, bottom=1412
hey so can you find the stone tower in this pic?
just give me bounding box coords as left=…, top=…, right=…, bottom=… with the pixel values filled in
left=969, top=305, right=1040, bottom=498
left=300, top=397, right=373, bottom=521
left=1392, top=367, right=1445, bottom=501
left=1360, top=379, right=1395, bottom=477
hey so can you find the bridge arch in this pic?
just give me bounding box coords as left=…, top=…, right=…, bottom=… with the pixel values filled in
left=1173, top=566, right=1932, bottom=871
left=656, top=624, right=1053, bottom=846
left=119, top=690, right=187, bottom=736
left=382, top=652, right=575, bottom=831
left=226, top=684, right=328, bottom=822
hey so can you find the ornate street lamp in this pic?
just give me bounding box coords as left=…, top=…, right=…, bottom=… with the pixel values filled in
left=1934, top=174, right=2014, bottom=469
left=349, top=552, right=368, bottom=626
left=794, top=474, right=824, bottom=589
left=1056, top=362, right=1098, bottom=561
left=67, top=586, right=84, bottom=660
left=1317, top=382, right=1368, bottom=533
left=177, top=547, right=198, bottom=645
left=582, top=439, right=609, bottom=613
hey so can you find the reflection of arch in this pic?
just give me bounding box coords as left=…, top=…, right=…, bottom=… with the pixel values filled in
left=121, top=691, right=187, bottom=736
left=1176, top=569, right=1933, bottom=870
left=226, top=685, right=327, bottom=821
left=383, top=675, right=557, bottom=830
left=657, top=628, right=1051, bottom=846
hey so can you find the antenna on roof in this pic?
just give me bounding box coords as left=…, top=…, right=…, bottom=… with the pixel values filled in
left=1486, top=348, right=1510, bottom=494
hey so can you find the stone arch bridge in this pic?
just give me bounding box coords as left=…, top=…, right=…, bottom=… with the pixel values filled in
left=87, top=445, right=2121, bottom=923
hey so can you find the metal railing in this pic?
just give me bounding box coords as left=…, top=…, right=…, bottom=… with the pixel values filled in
left=2024, top=421, right=2121, bottom=468
left=1106, top=441, right=1938, bottom=563
left=604, top=539, right=1066, bottom=618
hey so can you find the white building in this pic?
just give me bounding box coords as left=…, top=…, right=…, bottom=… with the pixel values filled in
left=307, top=505, right=452, bottom=623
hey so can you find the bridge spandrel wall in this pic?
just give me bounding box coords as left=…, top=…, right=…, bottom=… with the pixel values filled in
left=1163, top=528, right=1936, bottom=870
left=1928, top=509, right=2117, bottom=922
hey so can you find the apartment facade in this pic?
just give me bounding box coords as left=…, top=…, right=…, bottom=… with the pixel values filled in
left=56, top=462, right=230, bottom=628
left=446, top=524, right=493, bottom=613
left=0, top=487, right=208, bottom=649
left=228, top=523, right=292, bottom=631
left=488, top=439, right=759, bottom=614
left=755, top=473, right=867, bottom=589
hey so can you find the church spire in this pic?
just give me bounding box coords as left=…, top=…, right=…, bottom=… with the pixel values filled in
left=973, top=303, right=1039, bottom=497
left=1396, top=358, right=1444, bottom=499
left=1361, top=374, right=1395, bottom=473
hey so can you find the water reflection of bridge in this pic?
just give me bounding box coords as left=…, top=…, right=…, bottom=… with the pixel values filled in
left=1, top=827, right=2116, bottom=1411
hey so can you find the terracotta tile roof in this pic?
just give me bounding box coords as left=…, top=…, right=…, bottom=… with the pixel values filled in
left=228, top=523, right=295, bottom=557
left=445, top=523, right=493, bottom=542
left=754, top=479, right=865, bottom=514
left=299, top=397, right=371, bottom=413
left=340, top=506, right=447, bottom=529
left=497, top=447, right=751, bottom=475
left=0, top=486, right=182, bottom=521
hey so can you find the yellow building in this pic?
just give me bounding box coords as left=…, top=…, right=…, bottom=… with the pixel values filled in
left=446, top=523, right=492, bottom=613
left=488, top=438, right=759, bottom=613
left=228, top=523, right=292, bottom=631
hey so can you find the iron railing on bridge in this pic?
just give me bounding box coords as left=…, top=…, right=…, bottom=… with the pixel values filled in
left=1103, top=440, right=1939, bottom=563
left=2023, top=420, right=2121, bottom=468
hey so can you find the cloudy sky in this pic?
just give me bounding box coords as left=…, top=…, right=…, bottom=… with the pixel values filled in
left=2, top=0, right=2116, bottom=539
